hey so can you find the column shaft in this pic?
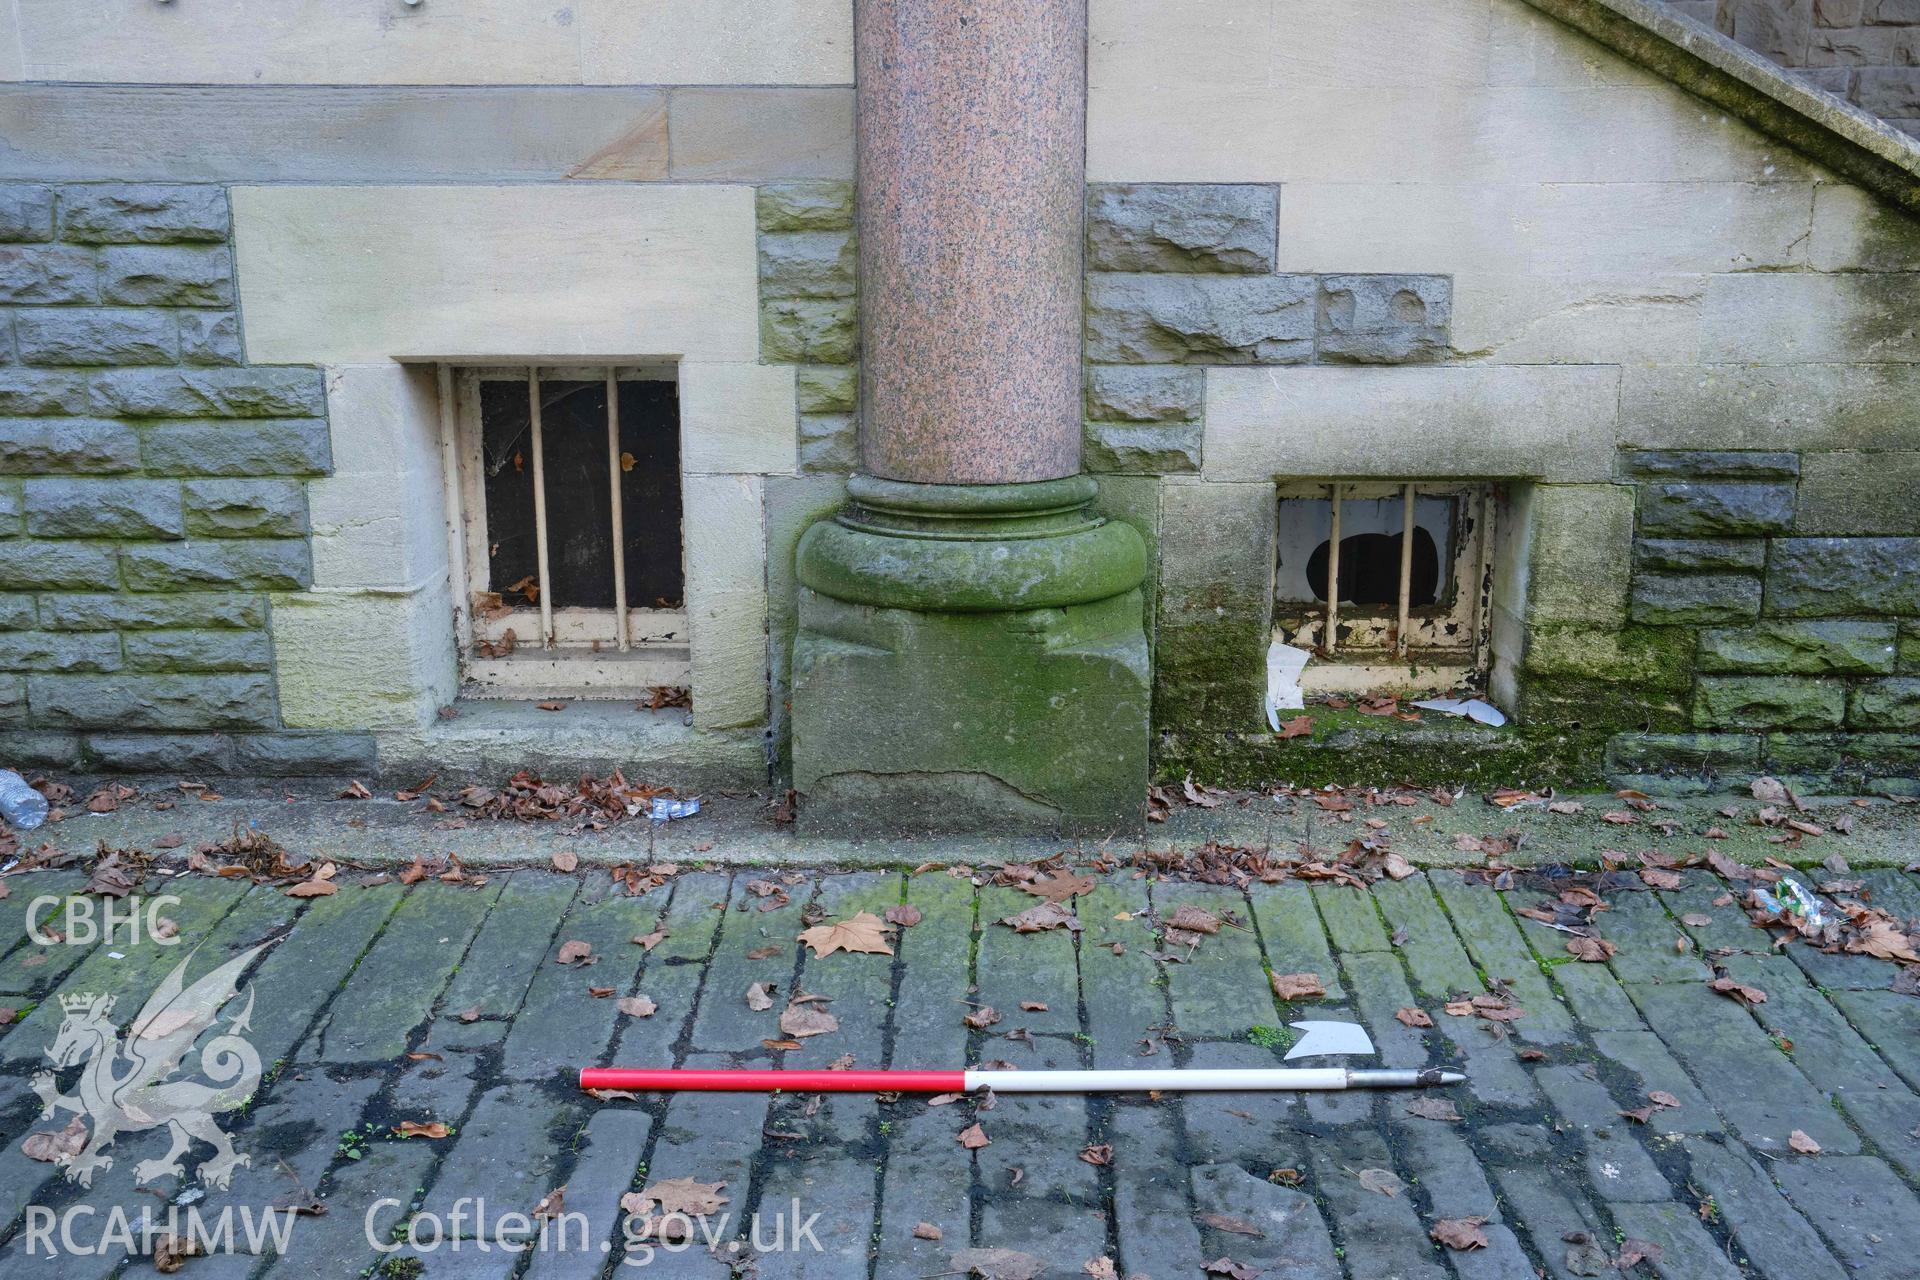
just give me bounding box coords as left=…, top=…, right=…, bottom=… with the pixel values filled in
left=856, top=0, right=1086, bottom=484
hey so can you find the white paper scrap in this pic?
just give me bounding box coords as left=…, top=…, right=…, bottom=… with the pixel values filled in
left=1410, top=697, right=1507, bottom=727
left=1265, top=641, right=1311, bottom=730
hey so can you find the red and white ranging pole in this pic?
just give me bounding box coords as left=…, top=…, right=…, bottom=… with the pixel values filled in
left=578, top=1066, right=1466, bottom=1094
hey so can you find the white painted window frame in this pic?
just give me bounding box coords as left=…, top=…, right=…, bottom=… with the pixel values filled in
left=1272, top=480, right=1496, bottom=696
left=441, top=363, right=692, bottom=698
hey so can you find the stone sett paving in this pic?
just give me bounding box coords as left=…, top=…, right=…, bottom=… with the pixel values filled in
left=0, top=861, right=1917, bottom=1279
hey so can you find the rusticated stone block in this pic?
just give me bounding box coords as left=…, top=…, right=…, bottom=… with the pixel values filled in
left=178, top=312, right=243, bottom=366
left=124, top=629, right=273, bottom=673
left=1637, top=482, right=1796, bottom=537
left=120, top=539, right=311, bottom=591
left=231, top=731, right=377, bottom=775
left=1630, top=572, right=1761, bottom=624
left=1315, top=274, right=1451, bottom=364
left=0, top=187, right=55, bottom=243
left=758, top=230, right=855, bottom=300
left=91, top=367, right=324, bottom=418
left=1694, top=676, right=1846, bottom=729
left=57, top=184, right=229, bottom=244
left=1085, top=366, right=1202, bottom=423
left=756, top=182, right=855, bottom=233
left=28, top=672, right=277, bottom=729
left=0, top=541, right=120, bottom=591
left=1848, top=677, right=1920, bottom=729
left=0, top=371, right=90, bottom=416
left=0, top=418, right=139, bottom=473
left=1633, top=539, right=1767, bottom=574
left=1697, top=620, right=1897, bottom=675
left=1767, top=538, right=1920, bottom=616
left=140, top=420, right=332, bottom=476
left=795, top=364, right=857, bottom=414
left=1606, top=732, right=1762, bottom=775
left=14, top=308, right=175, bottom=366
left=1084, top=421, right=1201, bottom=474
left=100, top=245, right=233, bottom=307
left=0, top=631, right=121, bottom=673
left=1085, top=184, right=1277, bottom=273
left=23, top=478, right=183, bottom=539
left=1086, top=272, right=1315, bottom=364
left=0, top=246, right=96, bottom=304
left=760, top=298, right=856, bottom=364
left=39, top=592, right=265, bottom=630
left=182, top=479, right=309, bottom=537
left=1621, top=451, right=1800, bottom=479
left=797, top=413, right=858, bottom=473
left=83, top=733, right=233, bottom=773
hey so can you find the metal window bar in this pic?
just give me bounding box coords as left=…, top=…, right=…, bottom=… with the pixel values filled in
left=520, top=368, right=636, bottom=654
left=605, top=369, right=631, bottom=651
left=1322, top=481, right=1422, bottom=660
left=1324, top=484, right=1341, bottom=655
left=526, top=369, right=556, bottom=650
left=1397, top=483, right=1415, bottom=658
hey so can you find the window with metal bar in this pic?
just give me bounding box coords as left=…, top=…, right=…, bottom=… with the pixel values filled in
left=1272, top=481, right=1495, bottom=695
left=446, top=365, right=690, bottom=698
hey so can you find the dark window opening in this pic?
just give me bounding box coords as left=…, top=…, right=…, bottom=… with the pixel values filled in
left=1307, top=528, right=1440, bottom=606
left=479, top=376, right=683, bottom=613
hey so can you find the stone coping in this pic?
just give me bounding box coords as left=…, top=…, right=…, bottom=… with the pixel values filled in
left=1524, top=0, right=1920, bottom=214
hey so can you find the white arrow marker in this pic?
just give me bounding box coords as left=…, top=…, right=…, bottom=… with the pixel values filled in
left=1283, top=1020, right=1377, bottom=1061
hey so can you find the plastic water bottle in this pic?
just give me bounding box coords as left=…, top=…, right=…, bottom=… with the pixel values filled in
left=0, top=769, right=48, bottom=830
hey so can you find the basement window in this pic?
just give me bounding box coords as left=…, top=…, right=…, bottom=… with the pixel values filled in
left=1272, top=482, right=1494, bottom=695
left=447, top=365, right=689, bottom=698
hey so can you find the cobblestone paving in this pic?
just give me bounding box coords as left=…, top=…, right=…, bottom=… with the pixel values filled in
left=0, top=860, right=1917, bottom=1279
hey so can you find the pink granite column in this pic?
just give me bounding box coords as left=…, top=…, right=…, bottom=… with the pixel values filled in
left=856, top=0, right=1086, bottom=485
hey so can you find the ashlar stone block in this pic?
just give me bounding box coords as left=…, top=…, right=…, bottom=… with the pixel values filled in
left=1086, top=271, right=1315, bottom=364
left=1085, top=183, right=1277, bottom=273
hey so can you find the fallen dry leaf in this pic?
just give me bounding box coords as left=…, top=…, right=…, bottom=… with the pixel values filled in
left=1197, top=1211, right=1264, bottom=1237
left=1357, top=1167, right=1404, bottom=1197
left=1648, top=1090, right=1682, bottom=1110
left=1203, top=1259, right=1258, bottom=1280
left=746, top=982, right=775, bottom=1012
left=1639, top=867, right=1683, bottom=891
left=151, top=1232, right=201, bottom=1274
left=963, top=1006, right=1002, bottom=1029
left=1566, top=936, right=1617, bottom=963
left=21, top=1115, right=86, bottom=1163
left=1431, top=1216, right=1490, bottom=1251
left=1789, top=1129, right=1822, bottom=1155
left=1167, top=904, right=1223, bottom=935
left=1395, top=1006, right=1434, bottom=1028
left=552, top=850, right=578, bottom=873
left=957, top=1123, right=991, bottom=1150
left=1083, top=1257, right=1119, bottom=1280
left=1079, top=1143, right=1113, bottom=1165
left=633, top=930, right=668, bottom=951
left=998, top=902, right=1083, bottom=933
left=1276, top=715, right=1314, bottom=739
left=1405, top=1096, right=1461, bottom=1122
left=1270, top=971, right=1326, bottom=1001
left=1021, top=869, right=1097, bottom=903
left=1708, top=975, right=1767, bottom=1008
left=531, top=1187, right=565, bottom=1220
left=885, top=903, right=922, bottom=928
left=913, top=1222, right=943, bottom=1241
left=617, top=996, right=657, bottom=1018
left=285, top=878, right=337, bottom=898
left=556, top=939, right=594, bottom=966
left=625, top=1177, right=728, bottom=1217
left=797, top=911, right=895, bottom=958
left=780, top=1002, right=840, bottom=1038
left=393, top=1121, right=450, bottom=1139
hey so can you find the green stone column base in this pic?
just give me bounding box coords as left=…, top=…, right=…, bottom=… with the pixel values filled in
left=792, top=474, right=1151, bottom=835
